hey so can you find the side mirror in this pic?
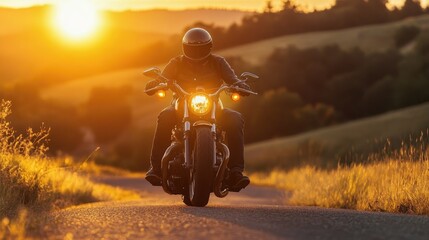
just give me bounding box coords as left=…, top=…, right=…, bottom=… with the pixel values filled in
left=143, top=67, right=161, bottom=79
left=240, top=72, right=259, bottom=80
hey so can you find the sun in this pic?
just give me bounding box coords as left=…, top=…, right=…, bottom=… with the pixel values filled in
left=53, top=0, right=101, bottom=41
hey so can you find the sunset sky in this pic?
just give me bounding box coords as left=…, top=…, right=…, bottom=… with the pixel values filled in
left=0, top=0, right=425, bottom=12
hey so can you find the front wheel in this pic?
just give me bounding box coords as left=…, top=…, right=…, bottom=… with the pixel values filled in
left=182, top=194, right=192, bottom=206
left=188, top=127, right=215, bottom=207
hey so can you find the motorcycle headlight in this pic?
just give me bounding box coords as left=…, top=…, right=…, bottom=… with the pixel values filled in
left=189, top=93, right=211, bottom=116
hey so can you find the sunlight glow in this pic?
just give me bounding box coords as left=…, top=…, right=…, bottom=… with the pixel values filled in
left=1, top=0, right=428, bottom=12
left=53, top=0, right=100, bottom=41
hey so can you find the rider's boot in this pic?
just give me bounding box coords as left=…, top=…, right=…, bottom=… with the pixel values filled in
left=145, top=167, right=162, bottom=186
left=228, top=171, right=250, bottom=192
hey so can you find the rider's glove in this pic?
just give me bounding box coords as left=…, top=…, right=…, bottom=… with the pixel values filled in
left=236, top=82, right=251, bottom=96
left=145, top=80, right=161, bottom=96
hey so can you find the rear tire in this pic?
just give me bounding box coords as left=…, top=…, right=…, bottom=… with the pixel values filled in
left=189, top=127, right=214, bottom=207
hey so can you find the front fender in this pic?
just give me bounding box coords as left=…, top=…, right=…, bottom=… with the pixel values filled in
left=193, top=120, right=213, bottom=128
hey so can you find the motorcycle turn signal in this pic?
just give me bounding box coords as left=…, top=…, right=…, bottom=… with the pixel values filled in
left=156, top=90, right=166, bottom=98
left=231, top=93, right=241, bottom=102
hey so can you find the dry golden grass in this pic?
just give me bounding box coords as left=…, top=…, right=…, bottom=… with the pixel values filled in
left=0, top=209, right=27, bottom=240
left=245, top=102, right=429, bottom=171
left=251, top=145, right=429, bottom=215
left=0, top=154, right=139, bottom=212
left=0, top=100, right=139, bottom=238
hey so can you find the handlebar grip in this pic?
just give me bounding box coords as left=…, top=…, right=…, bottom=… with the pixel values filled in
left=231, top=86, right=258, bottom=95
left=144, top=84, right=168, bottom=93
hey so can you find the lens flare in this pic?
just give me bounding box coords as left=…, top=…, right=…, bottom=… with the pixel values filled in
left=53, top=0, right=100, bottom=41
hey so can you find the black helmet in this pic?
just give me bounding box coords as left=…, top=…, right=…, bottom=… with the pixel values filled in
left=182, top=28, right=213, bottom=61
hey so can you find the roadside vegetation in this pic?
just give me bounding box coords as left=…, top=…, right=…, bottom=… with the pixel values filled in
left=251, top=137, right=429, bottom=215
left=0, top=100, right=139, bottom=238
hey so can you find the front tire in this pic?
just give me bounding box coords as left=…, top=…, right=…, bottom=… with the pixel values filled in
left=188, top=127, right=215, bottom=207
left=182, top=194, right=192, bottom=206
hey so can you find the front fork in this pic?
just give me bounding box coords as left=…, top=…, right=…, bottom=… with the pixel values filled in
left=183, top=99, right=192, bottom=169
left=181, top=100, right=228, bottom=198
left=183, top=101, right=218, bottom=168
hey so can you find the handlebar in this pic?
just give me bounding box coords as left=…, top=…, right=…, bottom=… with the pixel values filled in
left=145, top=81, right=257, bottom=98
left=144, top=82, right=190, bottom=96
left=143, top=68, right=258, bottom=97
left=209, top=85, right=257, bottom=97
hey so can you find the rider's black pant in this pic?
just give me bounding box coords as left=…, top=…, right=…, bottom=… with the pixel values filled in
left=149, top=106, right=245, bottom=173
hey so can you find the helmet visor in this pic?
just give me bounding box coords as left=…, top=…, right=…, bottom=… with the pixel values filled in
left=183, top=44, right=212, bottom=61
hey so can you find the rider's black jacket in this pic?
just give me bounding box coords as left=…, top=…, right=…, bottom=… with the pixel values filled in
left=160, top=54, right=241, bottom=92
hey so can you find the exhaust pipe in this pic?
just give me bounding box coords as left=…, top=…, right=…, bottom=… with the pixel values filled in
left=161, top=141, right=183, bottom=195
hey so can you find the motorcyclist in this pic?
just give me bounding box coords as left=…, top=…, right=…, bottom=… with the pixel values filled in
left=145, top=28, right=251, bottom=192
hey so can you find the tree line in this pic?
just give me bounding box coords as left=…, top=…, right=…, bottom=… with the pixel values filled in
left=233, top=25, right=429, bottom=143
left=133, top=0, right=428, bottom=68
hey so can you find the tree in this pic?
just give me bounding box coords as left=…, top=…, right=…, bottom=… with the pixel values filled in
left=281, top=0, right=296, bottom=11
left=401, top=0, right=423, bottom=17
left=325, top=71, right=366, bottom=118
left=84, top=86, right=132, bottom=143
left=394, top=25, right=421, bottom=48
left=361, top=76, right=394, bottom=116
left=0, top=84, right=84, bottom=153
left=265, top=1, right=274, bottom=13
left=246, top=88, right=304, bottom=142
left=365, top=0, right=390, bottom=23
left=334, top=0, right=365, bottom=8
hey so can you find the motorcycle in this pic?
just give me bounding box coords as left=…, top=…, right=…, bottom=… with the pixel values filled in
left=143, top=67, right=258, bottom=207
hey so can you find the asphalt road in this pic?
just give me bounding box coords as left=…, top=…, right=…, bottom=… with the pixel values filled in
left=45, top=176, right=429, bottom=240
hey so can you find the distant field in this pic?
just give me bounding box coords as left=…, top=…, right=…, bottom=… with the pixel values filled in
left=245, top=102, right=429, bottom=171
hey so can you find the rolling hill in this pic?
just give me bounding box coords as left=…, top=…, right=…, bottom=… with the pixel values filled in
left=105, top=9, right=250, bottom=35
left=35, top=14, right=429, bottom=173
left=0, top=6, right=249, bottom=36
left=0, top=6, right=249, bottom=83
left=244, top=102, right=429, bottom=171
left=219, top=14, right=429, bottom=65
left=41, top=14, right=429, bottom=129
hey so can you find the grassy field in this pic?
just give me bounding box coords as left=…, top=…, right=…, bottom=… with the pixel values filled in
left=0, top=100, right=139, bottom=238
left=245, top=102, right=429, bottom=171
left=251, top=147, right=429, bottom=215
